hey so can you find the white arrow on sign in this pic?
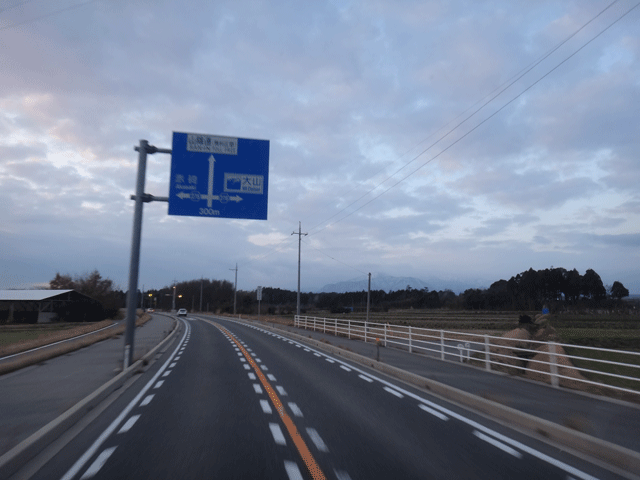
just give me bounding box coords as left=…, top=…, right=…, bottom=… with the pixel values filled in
left=174, top=155, right=243, bottom=205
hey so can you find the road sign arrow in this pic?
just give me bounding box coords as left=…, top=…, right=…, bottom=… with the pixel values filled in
left=230, top=195, right=243, bottom=202
left=176, top=192, right=191, bottom=200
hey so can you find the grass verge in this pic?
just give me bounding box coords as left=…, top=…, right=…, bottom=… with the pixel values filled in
left=0, top=313, right=151, bottom=376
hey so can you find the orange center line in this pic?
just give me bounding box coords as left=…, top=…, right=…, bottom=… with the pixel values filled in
left=211, top=321, right=326, bottom=480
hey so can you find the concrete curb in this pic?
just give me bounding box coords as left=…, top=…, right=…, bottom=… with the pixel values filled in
left=0, top=317, right=179, bottom=479
left=235, top=317, right=640, bottom=476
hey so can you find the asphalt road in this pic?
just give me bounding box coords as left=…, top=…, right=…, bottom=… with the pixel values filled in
left=26, top=316, right=627, bottom=480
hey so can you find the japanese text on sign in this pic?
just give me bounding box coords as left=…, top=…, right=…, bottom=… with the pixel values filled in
left=187, top=134, right=238, bottom=155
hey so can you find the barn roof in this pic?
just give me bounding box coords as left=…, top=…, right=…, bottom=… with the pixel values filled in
left=0, top=290, right=75, bottom=301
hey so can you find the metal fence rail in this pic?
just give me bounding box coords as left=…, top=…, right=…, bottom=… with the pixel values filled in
left=294, top=315, right=640, bottom=397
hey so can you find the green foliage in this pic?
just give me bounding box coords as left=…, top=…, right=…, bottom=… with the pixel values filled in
left=49, top=270, right=124, bottom=320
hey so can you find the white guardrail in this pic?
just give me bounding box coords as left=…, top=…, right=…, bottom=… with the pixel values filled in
left=294, top=315, right=640, bottom=397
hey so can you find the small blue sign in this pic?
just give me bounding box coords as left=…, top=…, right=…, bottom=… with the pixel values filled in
left=168, top=132, right=269, bottom=220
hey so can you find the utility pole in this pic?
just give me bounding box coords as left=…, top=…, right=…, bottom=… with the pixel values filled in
left=366, top=273, right=371, bottom=327
left=230, top=263, right=238, bottom=315
left=291, top=221, right=307, bottom=317
left=172, top=283, right=176, bottom=312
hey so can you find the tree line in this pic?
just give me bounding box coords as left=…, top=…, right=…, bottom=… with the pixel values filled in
left=49, top=266, right=631, bottom=321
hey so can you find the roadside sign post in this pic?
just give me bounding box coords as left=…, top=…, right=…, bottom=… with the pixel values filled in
left=124, top=133, right=269, bottom=370
left=257, top=286, right=262, bottom=322
left=124, top=140, right=171, bottom=370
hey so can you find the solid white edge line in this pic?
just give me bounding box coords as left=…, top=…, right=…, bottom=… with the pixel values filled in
left=269, top=423, right=287, bottom=445
left=79, top=446, right=117, bottom=479
left=473, top=430, right=523, bottom=458
left=220, top=318, right=599, bottom=480
left=283, top=460, right=303, bottom=480
left=60, top=319, right=190, bottom=480
left=117, top=415, right=141, bottom=434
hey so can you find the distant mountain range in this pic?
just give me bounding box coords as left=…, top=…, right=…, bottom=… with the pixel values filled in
left=320, top=273, right=484, bottom=294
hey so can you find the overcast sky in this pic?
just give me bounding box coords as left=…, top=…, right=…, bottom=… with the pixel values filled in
left=1, top=0, right=639, bottom=295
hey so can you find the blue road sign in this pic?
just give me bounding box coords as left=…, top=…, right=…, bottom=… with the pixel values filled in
left=168, top=132, right=269, bottom=220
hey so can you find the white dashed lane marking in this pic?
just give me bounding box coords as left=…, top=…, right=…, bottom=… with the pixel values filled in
left=140, top=394, right=154, bottom=407
left=253, top=383, right=263, bottom=394
left=473, top=431, right=523, bottom=458
left=306, top=427, right=329, bottom=453
left=260, top=399, right=273, bottom=414
left=288, top=402, right=304, bottom=417
left=419, top=403, right=449, bottom=421
left=276, top=385, right=287, bottom=396
left=269, top=423, right=287, bottom=446
left=284, top=460, right=303, bottom=480
left=79, top=447, right=117, bottom=479
left=117, top=415, right=140, bottom=434
left=384, top=386, right=404, bottom=398
left=359, top=374, right=373, bottom=383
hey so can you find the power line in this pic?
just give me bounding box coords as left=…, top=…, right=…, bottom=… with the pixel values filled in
left=308, top=0, right=639, bottom=236
left=306, top=0, right=624, bottom=237
left=0, top=0, right=100, bottom=32
left=301, top=238, right=368, bottom=276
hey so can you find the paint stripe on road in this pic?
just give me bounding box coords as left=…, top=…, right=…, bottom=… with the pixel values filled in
left=79, top=447, right=117, bottom=479
left=253, top=383, right=263, bottom=394
left=418, top=403, right=448, bottom=421
left=340, top=365, right=351, bottom=372
left=269, top=423, right=287, bottom=445
left=306, top=428, right=329, bottom=453
left=139, top=394, right=154, bottom=407
left=288, top=402, right=303, bottom=417
left=118, top=415, right=140, bottom=434
left=384, top=386, right=403, bottom=398
left=276, top=385, right=287, bottom=396
left=284, top=460, right=303, bottom=480
left=260, top=399, right=273, bottom=414
left=473, top=430, right=522, bottom=458
left=153, top=380, right=164, bottom=389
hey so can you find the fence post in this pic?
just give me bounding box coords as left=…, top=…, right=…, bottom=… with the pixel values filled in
left=365, top=321, right=367, bottom=344
left=348, top=320, right=351, bottom=339
left=384, top=323, right=387, bottom=347
left=440, top=330, right=445, bottom=360
left=549, top=341, right=559, bottom=388
left=323, top=317, right=325, bottom=333
left=409, top=326, right=412, bottom=353
left=335, top=318, right=337, bottom=335
left=484, top=335, right=491, bottom=371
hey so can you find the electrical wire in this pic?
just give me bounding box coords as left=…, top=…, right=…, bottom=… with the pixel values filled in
left=305, top=0, right=624, bottom=237
left=0, top=0, right=100, bottom=32
left=308, top=0, right=639, bottom=237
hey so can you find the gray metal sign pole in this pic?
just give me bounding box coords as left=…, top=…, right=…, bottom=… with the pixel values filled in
left=123, top=140, right=171, bottom=370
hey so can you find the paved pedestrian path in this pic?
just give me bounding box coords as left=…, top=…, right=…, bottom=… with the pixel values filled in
left=0, top=314, right=175, bottom=456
